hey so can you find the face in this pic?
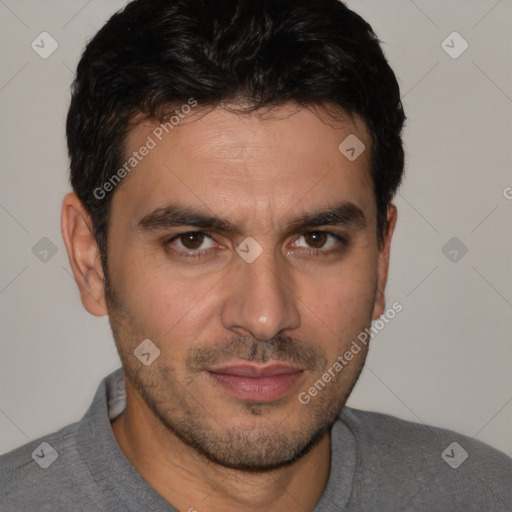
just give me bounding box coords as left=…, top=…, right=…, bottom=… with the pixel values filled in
left=102, top=103, right=393, bottom=470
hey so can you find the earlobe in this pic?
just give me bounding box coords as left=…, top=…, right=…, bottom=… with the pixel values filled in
left=61, top=193, right=108, bottom=316
left=371, top=205, right=397, bottom=320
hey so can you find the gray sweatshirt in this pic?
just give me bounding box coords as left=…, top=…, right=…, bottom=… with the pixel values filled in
left=1, top=368, right=510, bottom=511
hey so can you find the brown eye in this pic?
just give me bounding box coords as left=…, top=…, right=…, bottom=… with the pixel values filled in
left=303, top=231, right=328, bottom=248
left=291, top=231, right=346, bottom=255
left=179, top=232, right=205, bottom=249
left=165, top=231, right=219, bottom=259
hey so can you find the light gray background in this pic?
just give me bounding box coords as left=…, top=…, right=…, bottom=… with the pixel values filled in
left=1, top=0, right=511, bottom=458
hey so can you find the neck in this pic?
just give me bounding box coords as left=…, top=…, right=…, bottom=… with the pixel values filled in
left=111, top=376, right=331, bottom=512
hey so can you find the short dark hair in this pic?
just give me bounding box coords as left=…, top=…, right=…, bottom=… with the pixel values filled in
left=66, top=0, right=405, bottom=270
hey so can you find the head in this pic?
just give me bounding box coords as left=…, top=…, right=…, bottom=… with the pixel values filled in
left=62, top=0, right=405, bottom=470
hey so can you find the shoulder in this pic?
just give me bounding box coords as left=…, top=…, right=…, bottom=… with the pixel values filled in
left=338, top=407, right=512, bottom=511
left=0, top=423, right=97, bottom=511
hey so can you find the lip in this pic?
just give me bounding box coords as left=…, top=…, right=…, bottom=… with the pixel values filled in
left=209, top=363, right=303, bottom=377
left=207, top=363, right=304, bottom=402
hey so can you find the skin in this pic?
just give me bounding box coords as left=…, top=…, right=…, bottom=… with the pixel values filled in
left=62, top=102, right=396, bottom=512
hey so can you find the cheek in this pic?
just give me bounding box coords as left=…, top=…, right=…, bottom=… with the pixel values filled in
left=301, top=253, right=377, bottom=317
left=112, top=256, right=224, bottom=342
left=293, top=254, right=378, bottom=362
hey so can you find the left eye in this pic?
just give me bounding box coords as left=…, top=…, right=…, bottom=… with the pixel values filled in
left=169, top=232, right=216, bottom=251
left=293, top=231, right=341, bottom=250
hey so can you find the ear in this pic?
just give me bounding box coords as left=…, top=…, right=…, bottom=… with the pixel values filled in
left=61, top=193, right=108, bottom=316
left=371, top=205, right=397, bottom=320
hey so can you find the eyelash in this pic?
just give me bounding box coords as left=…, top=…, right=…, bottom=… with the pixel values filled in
left=165, top=231, right=348, bottom=260
left=295, top=232, right=348, bottom=258
left=165, top=231, right=218, bottom=259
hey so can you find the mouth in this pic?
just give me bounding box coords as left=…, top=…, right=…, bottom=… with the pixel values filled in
left=206, top=362, right=305, bottom=403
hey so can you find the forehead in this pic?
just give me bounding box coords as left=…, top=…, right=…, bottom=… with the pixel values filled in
left=113, top=103, right=375, bottom=228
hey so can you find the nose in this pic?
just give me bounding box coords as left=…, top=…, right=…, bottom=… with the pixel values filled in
left=220, top=253, right=301, bottom=341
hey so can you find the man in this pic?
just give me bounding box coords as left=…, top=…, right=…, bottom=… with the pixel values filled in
left=1, top=0, right=510, bottom=510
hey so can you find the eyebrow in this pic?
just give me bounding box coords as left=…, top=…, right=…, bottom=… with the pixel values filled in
left=136, top=201, right=367, bottom=235
left=285, top=202, right=366, bottom=233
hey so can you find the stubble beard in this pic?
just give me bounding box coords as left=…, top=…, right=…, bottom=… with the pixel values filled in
left=105, top=277, right=369, bottom=471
